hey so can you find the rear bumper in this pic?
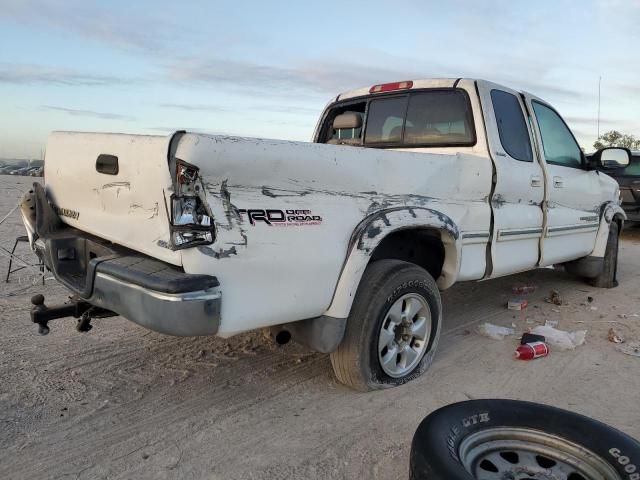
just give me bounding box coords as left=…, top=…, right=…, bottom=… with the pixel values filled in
left=89, top=272, right=221, bottom=336
left=24, top=183, right=221, bottom=336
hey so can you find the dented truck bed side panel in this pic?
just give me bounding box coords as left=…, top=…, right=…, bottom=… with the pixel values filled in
left=43, top=132, right=181, bottom=266
left=175, top=133, right=493, bottom=336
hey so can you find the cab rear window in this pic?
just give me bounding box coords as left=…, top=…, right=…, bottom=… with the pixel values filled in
left=364, top=97, right=407, bottom=144
left=323, top=89, right=476, bottom=147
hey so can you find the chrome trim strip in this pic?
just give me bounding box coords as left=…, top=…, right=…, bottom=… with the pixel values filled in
left=462, top=232, right=490, bottom=239
left=498, top=228, right=543, bottom=238
left=461, top=231, right=491, bottom=245
left=548, top=223, right=599, bottom=233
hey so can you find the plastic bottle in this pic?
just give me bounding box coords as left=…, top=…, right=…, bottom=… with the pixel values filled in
left=514, top=341, right=549, bottom=360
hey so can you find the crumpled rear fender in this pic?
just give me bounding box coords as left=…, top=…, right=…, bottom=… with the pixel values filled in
left=323, top=207, right=461, bottom=319
left=592, top=201, right=626, bottom=258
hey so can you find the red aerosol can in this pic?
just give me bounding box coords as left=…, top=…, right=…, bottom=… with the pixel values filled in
left=514, top=341, right=549, bottom=360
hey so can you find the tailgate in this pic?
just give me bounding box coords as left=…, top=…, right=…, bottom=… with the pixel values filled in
left=44, top=131, right=181, bottom=265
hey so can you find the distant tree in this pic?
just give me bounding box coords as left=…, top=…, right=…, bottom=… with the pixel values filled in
left=594, top=130, right=640, bottom=150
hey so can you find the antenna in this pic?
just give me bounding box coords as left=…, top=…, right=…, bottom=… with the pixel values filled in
left=597, top=76, right=601, bottom=139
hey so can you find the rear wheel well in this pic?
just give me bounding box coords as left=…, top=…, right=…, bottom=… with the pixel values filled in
left=368, top=228, right=445, bottom=281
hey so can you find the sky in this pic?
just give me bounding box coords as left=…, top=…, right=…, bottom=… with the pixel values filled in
left=0, top=0, right=639, bottom=159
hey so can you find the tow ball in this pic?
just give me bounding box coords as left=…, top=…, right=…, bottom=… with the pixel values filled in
left=30, top=294, right=115, bottom=335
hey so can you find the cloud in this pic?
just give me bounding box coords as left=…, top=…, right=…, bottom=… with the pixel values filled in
left=1, top=0, right=176, bottom=54
left=564, top=116, right=614, bottom=126
left=618, top=83, right=640, bottom=97
left=0, top=63, right=134, bottom=86
left=159, top=103, right=229, bottom=113
left=40, top=105, right=135, bottom=121
left=252, top=105, right=320, bottom=115
left=165, top=57, right=443, bottom=98
left=163, top=52, right=593, bottom=106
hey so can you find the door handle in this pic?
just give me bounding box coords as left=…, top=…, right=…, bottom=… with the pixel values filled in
left=96, top=154, right=119, bottom=175
left=530, top=175, right=542, bottom=187
left=553, top=176, right=563, bottom=188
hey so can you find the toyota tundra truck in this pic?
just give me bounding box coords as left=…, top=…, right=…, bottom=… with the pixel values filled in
left=21, top=78, right=630, bottom=391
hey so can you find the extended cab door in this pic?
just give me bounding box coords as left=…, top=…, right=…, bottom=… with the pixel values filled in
left=476, top=81, right=545, bottom=277
left=524, top=95, right=601, bottom=265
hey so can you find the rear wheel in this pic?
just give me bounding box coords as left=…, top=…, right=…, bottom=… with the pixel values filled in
left=330, top=260, right=442, bottom=391
left=410, top=399, right=640, bottom=480
left=589, top=221, right=620, bottom=288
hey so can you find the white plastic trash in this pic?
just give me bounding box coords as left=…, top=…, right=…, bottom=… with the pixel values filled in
left=530, top=325, right=587, bottom=351
left=477, top=323, right=515, bottom=340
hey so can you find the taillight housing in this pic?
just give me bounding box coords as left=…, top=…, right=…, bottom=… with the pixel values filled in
left=170, top=159, right=215, bottom=249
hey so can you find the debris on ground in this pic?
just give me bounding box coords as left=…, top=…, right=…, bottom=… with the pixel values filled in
left=545, top=290, right=563, bottom=306
left=477, top=322, right=515, bottom=340
left=507, top=298, right=528, bottom=311
left=512, top=284, right=537, bottom=295
left=515, top=341, right=549, bottom=360
left=530, top=325, right=587, bottom=351
left=617, top=342, right=640, bottom=358
left=587, top=296, right=594, bottom=303
left=521, top=332, right=546, bottom=345
left=608, top=328, right=625, bottom=344
left=545, top=319, right=559, bottom=328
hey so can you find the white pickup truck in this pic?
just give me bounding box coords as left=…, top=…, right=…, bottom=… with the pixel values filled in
left=22, top=78, right=630, bottom=391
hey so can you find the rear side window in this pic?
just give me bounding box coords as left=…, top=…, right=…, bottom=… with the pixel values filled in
left=364, top=97, right=407, bottom=144
left=491, top=90, right=533, bottom=162
left=362, top=89, right=475, bottom=147
left=532, top=101, right=582, bottom=169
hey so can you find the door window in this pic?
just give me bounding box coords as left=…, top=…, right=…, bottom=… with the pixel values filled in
left=532, top=102, right=583, bottom=169
left=490, top=90, right=533, bottom=162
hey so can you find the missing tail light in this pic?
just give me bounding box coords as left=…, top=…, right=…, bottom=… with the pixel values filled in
left=170, top=159, right=215, bottom=249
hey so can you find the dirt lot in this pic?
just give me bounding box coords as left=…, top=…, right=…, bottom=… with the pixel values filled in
left=1, top=175, right=639, bottom=480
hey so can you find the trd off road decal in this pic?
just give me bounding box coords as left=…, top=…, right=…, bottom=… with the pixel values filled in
left=238, top=209, right=322, bottom=226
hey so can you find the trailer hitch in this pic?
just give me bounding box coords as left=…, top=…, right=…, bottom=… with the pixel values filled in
left=30, top=294, right=116, bottom=335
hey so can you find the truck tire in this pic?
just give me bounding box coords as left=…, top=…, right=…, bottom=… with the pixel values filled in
left=330, top=260, right=442, bottom=391
left=409, top=399, right=640, bottom=480
left=589, top=221, right=619, bottom=288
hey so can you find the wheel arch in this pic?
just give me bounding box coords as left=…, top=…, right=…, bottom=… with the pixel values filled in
left=324, top=207, right=461, bottom=319
left=592, top=201, right=626, bottom=258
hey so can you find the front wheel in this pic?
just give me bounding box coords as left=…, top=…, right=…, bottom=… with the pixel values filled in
left=410, top=399, right=640, bottom=480
left=330, top=260, right=442, bottom=391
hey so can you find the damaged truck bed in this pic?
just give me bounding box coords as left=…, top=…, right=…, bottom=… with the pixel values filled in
left=21, top=78, right=629, bottom=390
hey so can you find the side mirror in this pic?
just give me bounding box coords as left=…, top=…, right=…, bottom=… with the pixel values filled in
left=597, top=147, right=630, bottom=169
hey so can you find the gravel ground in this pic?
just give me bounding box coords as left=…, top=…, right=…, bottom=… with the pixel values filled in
left=1, top=174, right=639, bottom=479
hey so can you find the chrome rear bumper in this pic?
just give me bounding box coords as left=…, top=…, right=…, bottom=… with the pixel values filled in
left=89, top=272, right=221, bottom=336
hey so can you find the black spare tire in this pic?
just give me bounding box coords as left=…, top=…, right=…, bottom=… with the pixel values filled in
left=410, top=399, right=640, bottom=480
